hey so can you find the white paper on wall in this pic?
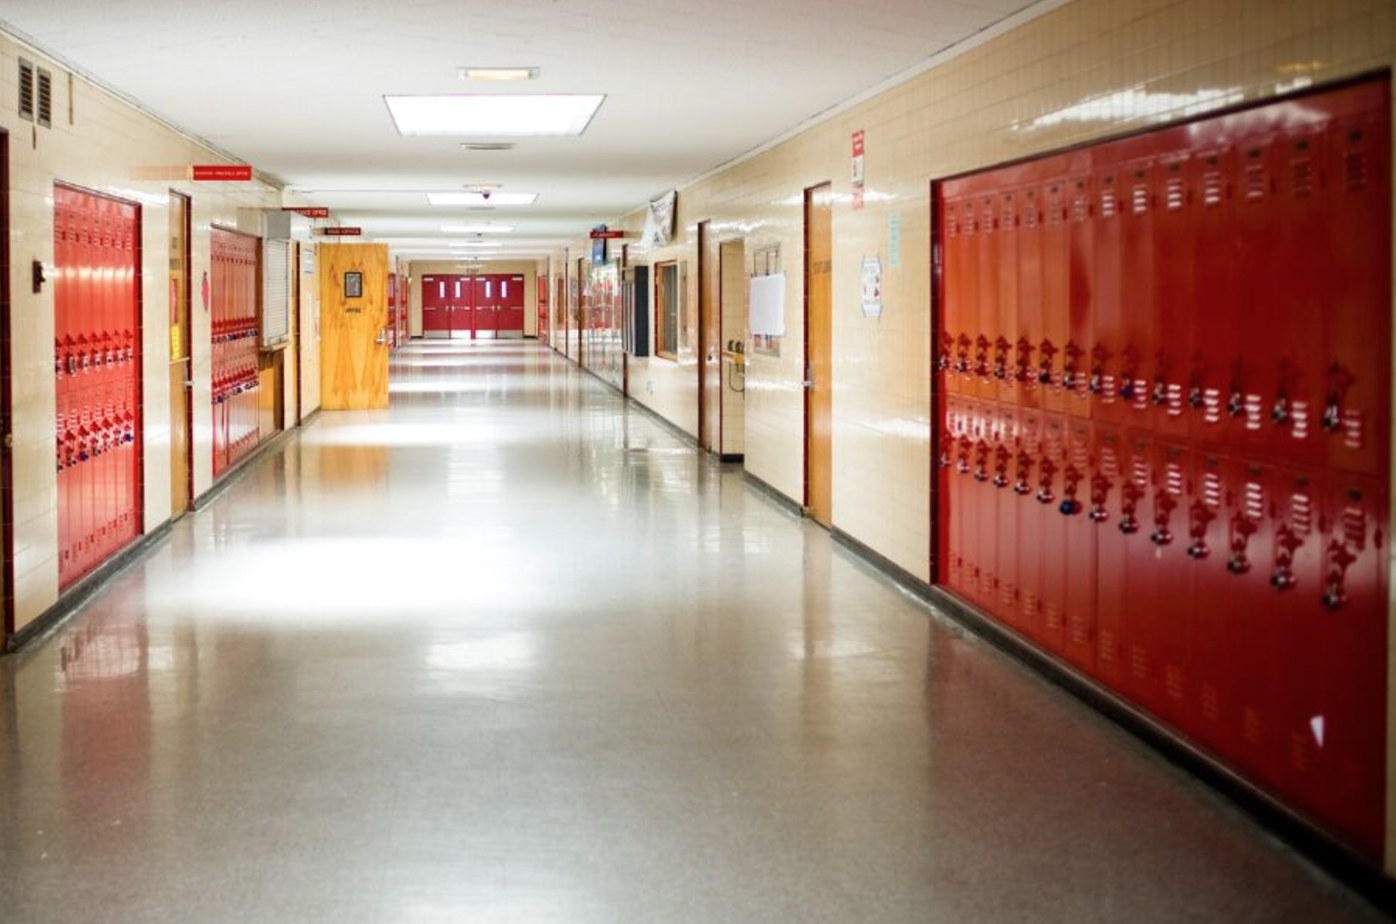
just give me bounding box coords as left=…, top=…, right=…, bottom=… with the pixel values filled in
left=749, top=273, right=786, bottom=336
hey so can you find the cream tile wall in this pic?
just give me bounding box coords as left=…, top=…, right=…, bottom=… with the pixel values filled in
left=0, top=31, right=284, bottom=632
left=544, top=0, right=1396, bottom=870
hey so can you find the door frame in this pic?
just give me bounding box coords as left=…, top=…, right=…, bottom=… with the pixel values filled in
left=0, top=129, right=13, bottom=639
left=169, top=189, right=193, bottom=517
left=803, top=182, right=833, bottom=524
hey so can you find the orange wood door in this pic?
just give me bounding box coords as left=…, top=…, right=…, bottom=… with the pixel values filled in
left=319, top=243, right=390, bottom=410
left=805, top=183, right=833, bottom=525
left=168, top=192, right=191, bottom=517
left=698, top=221, right=721, bottom=453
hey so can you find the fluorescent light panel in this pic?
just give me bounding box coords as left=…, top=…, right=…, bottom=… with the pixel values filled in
left=448, top=241, right=504, bottom=248
left=459, top=67, right=539, bottom=82
left=385, top=94, right=605, bottom=137
left=428, top=192, right=537, bottom=206
left=439, top=223, right=515, bottom=233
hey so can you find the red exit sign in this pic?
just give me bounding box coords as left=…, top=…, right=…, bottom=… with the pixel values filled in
left=283, top=207, right=330, bottom=218
left=190, top=164, right=253, bottom=181
left=319, top=227, right=362, bottom=236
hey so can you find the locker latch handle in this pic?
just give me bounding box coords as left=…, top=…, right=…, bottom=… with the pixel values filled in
left=1150, top=491, right=1177, bottom=546
left=1118, top=482, right=1144, bottom=534
left=1088, top=472, right=1111, bottom=523
left=1321, top=540, right=1356, bottom=610
left=992, top=446, right=1010, bottom=488
left=1186, top=500, right=1216, bottom=559
left=1323, top=362, right=1355, bottom=433
left=1227, top=513, right=1258, bottom=574
left=1035, top=458, right=1057, bottom=505
left=1270, top=524, right=1303, bottom=589
left=1059, top=466, right=1083, bottom=516
left=1013, top=451, right=1033, bottom=496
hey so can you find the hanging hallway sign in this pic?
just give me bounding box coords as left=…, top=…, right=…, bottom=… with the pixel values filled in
left=283, top=207, right=330, bottom=218
left=318, top=227, right=362, bottom=237
left=190, top=164, right=253, bottom=181
left=852, top=130, right=866, bottom=211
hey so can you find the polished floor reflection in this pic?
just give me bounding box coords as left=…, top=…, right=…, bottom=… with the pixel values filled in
left=0, top=341, right=1383, bottom=923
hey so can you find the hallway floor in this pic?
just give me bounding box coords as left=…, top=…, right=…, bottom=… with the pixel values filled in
left=0, top=341, right=1384, bottom=923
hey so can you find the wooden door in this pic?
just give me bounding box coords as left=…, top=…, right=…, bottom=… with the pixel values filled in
left=168, top=191, right=192, bottom=518
left=319, top=243, right=390, bottom=410
left=698, top=221, right=721, bottom=453
left=805, top=183, right=833, bottom=525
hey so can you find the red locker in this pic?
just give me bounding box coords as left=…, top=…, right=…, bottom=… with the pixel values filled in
left=53, top=185, right=142, bottom=589
left=1060, top=417, right=1096, bottom=673
left=1323, top=107, right=1391, bottom=478
left=992, top=190, right=1019, bottom=406
left=1310, top=473, right=1386, bottom=854
left=1064, top=167, right=1094, bottom=418
left=1014, top=409, right=1044, bottom=638
left=1035, top=412, right=1068, bottom=653
left=1188, top=147, right=1238, bottom=448
left=1090, top=163, right=1126, bottom=424
left=1014, top=184, right=1044, bottom=412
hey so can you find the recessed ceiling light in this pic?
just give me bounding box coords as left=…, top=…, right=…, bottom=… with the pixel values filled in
left=428, top=192, right=537, bottom=206
left=459, top=67, right=540, bottom=82
left=439, top=223, right=515, bottom=233
left=385, top=95, right=605, bottom=137
left=461, top=143, right=517, bottom=152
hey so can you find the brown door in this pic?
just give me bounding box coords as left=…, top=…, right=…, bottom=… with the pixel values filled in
left=804, top=183, right=833, bottom=525
left=697, top=221, right=721, bottom=453
left=0, top=129, right=11, bottom=637
left=168, top=191, right=192, bottom=518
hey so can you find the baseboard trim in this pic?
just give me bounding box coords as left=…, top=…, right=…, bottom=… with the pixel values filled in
left=5, top=518, right=174, bottom=653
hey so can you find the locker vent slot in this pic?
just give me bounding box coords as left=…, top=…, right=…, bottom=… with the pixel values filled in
left=1130, top=182, right=1149, bottom=214
left=1290, top=492, right=1313, bottom=536
left=1202, top=170, right=1224, bottom=206
left=945, top=210, right=958, bottom=237
left=1342, top=506, right=1366, bottom=548
left=1164, top=463, right=1184, bottom=495
left=1291, top=156, right=1313, bottom=197
left=1165, top=177, right=1185, bottom=210
left=1202, top=472, right=1222, bottom=508
left=980, top=201, right=995, bottom=233
left=1070, top=190, right=1089, bottom=222
left=18, top=58, right=34, bottom=121
left=1099, top=185, right=1118, bottom=219
left=261, top=239, right=291, bottom=347
left=1243, top=481, right=1264, bottom=522
left=36, top=67, right=53, bottom=128
left=1244, top=151, right=1267, bottom=201
left=1344, top=149, right=1368, bottom=192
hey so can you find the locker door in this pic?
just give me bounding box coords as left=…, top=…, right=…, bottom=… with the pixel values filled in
left=1310, top=473, right=1386, bottom=855
left=956, top=194, right=982, bottom=399
left=1035, top=412, right=1068, bottom=653
left=1060, top=417, right=1096, bottom=672
left=1184, top=451, right=1233, bottom=753
left=1090, top=164, right=1126, bottom=425
left=1150, top=157, right=1192, bottom=442
left=939, top=393, right=965, bottom=594
left=986, top=403, right=1016, bottom=621
left=1225, top=458, right=1282, bottom=787
left=1064, top=169, right=1093, bottom=418
left=1323, top=110, right=1391, bottom=478
left=1118, top=159, right=1156, bottom=423
left=1014, top=410, right=1044, bottom=637
left=992, top=189, right=1019, bottom=406
left=959, top=398, right=987, bottom=607
left=1189, top=148, right=1238, bottom=448
left=1015, top=184, right=1044, bottom=411
left=1147, top=441, right=1192, bottom=726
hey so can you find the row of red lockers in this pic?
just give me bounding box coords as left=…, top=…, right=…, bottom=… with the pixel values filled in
left=935, top=79, right=1390, bottom=856
left=938, top=80, right=1388, bottom=481
left=53, top=185, right=143, bottom=588
left=210, top=228, right=261, bottom=478
left=421, top=273, right=527, bottom=334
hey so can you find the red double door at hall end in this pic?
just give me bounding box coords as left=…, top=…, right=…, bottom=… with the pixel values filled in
left=421, top=273, right=526, bottom=338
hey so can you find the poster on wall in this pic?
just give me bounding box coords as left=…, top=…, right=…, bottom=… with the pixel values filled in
left=640, top=190, right=677, bottom=247
left=860, top=256, right=882, bottom=318
left=749, top=273, right=786, bottom=336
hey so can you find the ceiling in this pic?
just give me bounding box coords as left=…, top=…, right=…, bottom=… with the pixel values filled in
left=1, top=0, right=1039, bottom=261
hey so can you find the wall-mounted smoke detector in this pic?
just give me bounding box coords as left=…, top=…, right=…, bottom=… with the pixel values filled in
left=459, top=67, right=540, bottom=82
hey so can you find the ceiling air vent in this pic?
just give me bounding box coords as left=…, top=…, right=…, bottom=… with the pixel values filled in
left=18, top=58, right=34, bottom=121
left=461, top=142, right=516, bottom=152
left=36, top=67, right=53, bottom=128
